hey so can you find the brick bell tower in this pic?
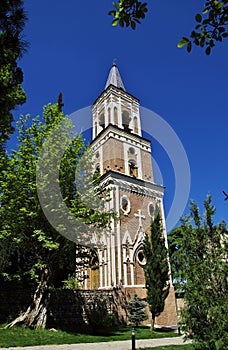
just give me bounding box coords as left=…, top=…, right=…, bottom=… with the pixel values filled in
left=84, top=63, right=178, bottom=327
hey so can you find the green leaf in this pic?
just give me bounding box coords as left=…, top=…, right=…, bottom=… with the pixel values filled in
left=112, top=18, right=119, bottom=26
left=218, top=27, right=225, bottom=33
left=205, top=46, right=211, bottom=55
left=131, top=20, right=136, bottom=29
left=112, top=1, right=119, bottom=10
left=209, top=40, right=215, bottom=47
left=200, top=38, right=205, bottom=47
left=119, top=18, right=125, bottom=27
left=195, top=24, right=202, bottom=30
left=108, top=10, right=116, bottom=16
left=190, top=30, right=197, bottom=39
left=194, top=38, right=200, bottom=46
left=195, top=14, right=202, bottom=23
left=177, top=37, right=189, bottom=48
left=217, top=2, right=224, bottom=10
left=134, top=18, right=141, bottom=24
left=187, top=42, right=192, bottom=53
left=202, top=8, right=209, bottom=14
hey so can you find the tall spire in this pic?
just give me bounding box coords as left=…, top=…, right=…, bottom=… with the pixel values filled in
left=105, top=63, right=125, bottom=91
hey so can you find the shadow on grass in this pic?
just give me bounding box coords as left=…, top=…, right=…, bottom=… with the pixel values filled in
left=65, top=324, right=179, bottom=338
left=155, top=326, right=178, bottom=333
left=64, top=324, right=129, bottom=337
left=0, top=323, right=181, bottom=348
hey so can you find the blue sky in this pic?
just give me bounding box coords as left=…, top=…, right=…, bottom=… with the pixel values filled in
left=10, top=0, right=228, bottom=231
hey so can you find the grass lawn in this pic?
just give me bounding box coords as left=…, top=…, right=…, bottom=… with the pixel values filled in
left=0, top=324, right=180, bottom=348
left=139, top=346, right=193, bottom=350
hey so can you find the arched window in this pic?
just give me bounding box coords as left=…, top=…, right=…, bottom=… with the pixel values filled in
left=128, top=159, right=138, bottom=178
left=108, top=108, right=111, bottom=125
left=148, top=203, right=154, bottom=217
left=122, top=110, right=131, bottom=132
left=133, top=116, right=139, bottom=134
left=89, top=254, right=99, bottom=290
left=94, top=122, right=98, bottom=137
left=99, top=113, right=105, bottom=129
left=114, top=107, right=118, bottom=126
left=95, top=163, right=100, bottom=174
left=121, top=196, right=131, bottom=214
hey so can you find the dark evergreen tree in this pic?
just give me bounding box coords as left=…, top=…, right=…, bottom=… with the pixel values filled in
left=0, top=0, right=27, bottom=203
left=0, top=0, right=27, bottom=150
left=126, top=294, right=148, bottom=327
left=143, top=212, right=170, bottom=331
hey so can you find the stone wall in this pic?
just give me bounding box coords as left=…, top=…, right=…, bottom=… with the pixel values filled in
left=0, top=287, right=177, bottom=329
left=48, top=289, right=128, bottom=330
left=0, top=288, right=128, bottom=329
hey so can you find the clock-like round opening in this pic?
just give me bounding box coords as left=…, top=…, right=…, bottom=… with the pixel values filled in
left=129, top=147, right=135, bottom=155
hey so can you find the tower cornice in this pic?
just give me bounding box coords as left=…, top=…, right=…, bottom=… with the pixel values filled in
left=93, top=84, right=139, bottom=106
left=100, top=170, right=164, bottom=199
left=90, top=124, right=151, bottom=150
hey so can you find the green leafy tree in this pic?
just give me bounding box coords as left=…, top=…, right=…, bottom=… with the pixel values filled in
left=0, top=102, right=114, bottom=329
left=169, top=196, right=228, bottom=350
left=142, top=212, right=170, bottom=331
left=109, top=0, right=228, bottom=54
left=109, top=0, right=148, bottom=30
left=126, top=293, right=148, bottom=327
left=0, top=0, right=27, bottom=150
left=167, top=227, right=185, bottom=290
left=0, top=0, right=27, bottom=208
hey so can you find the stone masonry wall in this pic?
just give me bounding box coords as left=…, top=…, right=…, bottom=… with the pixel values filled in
left=0, top=288, right=128, bottom=329
left=0, top=287, right=177, bottom=329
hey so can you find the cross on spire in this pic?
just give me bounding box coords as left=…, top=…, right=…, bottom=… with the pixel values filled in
left=134, top=209, right=145, bottom=227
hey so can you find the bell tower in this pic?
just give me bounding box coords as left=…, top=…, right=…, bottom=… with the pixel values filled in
left=85, top=63, right=178, bottom=327
left=92, top=63, right=153, bottom=183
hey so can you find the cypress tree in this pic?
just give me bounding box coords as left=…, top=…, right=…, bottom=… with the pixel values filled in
left=143, top=212, right=170, bottom=331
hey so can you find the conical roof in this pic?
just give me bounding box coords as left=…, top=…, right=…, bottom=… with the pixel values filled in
left=105, top=63, right=125, bottom=91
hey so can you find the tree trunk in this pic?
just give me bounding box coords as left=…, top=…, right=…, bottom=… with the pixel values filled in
left=150, top=315, right=155, bottom=331
left=5, top=269, right=50, bottom=329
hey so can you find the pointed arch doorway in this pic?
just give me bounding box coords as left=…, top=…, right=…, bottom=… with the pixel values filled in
left=89, top=254, right=100, bottom=290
